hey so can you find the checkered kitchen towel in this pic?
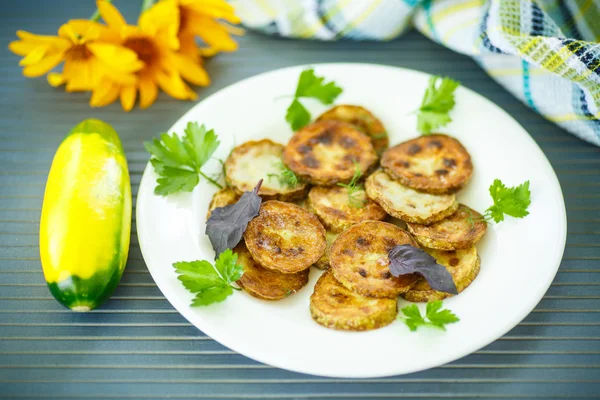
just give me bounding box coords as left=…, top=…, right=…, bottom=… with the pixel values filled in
left=230, top=0, right=600, bottom=146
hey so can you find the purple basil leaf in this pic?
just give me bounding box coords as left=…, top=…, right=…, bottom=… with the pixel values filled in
left=388, top=244, right=458, bottom=295
left=205, top=180, right=263, bottom=259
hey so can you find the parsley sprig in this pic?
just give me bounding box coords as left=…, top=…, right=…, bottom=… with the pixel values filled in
left=469, top=179, right=531, bottom=224
left=399, top=301, right=460, bottom=331
left=144, top=122, right=222, bottom=196
left=267, top=161, right=301, bottom=188
left=173, top=249, right=244, bottom=307
left=337, top=162, right=366, bottom=208
left=285, top=68, right=343, bottom=131
left=416, top=76, right=460, bottom=135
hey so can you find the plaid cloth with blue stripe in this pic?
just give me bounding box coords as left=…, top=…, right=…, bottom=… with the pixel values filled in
left=230, top=0, right=600, bottom=146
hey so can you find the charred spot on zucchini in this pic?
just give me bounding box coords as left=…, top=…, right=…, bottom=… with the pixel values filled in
left=244, top=200, right=326, bottom=274
left=406, top=204, right=487, bottom=250
left=316, top=105, right=389, bottom=155
left=283, top=120, right=377, bottom=185
left=381, top=134, right=472, bottom=194
left=330, top=221, right=420, bottom=298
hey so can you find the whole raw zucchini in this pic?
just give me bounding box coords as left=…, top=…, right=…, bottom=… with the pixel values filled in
left=39, top=119, right=131, bottom=311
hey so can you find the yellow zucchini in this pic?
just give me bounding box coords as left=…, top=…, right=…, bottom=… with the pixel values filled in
left=40, top=119, right=131, bottom=311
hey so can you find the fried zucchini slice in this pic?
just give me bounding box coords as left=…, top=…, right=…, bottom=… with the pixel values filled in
left=330, top=221, right=420, bottom=298
left=402, top=247, right=480, bottom=302
left=365, top=170, right=458, bottom=225
left=234, top=243, right=309, bottom=300
left=244, top=200, right=326, bottom=274
left=314, top=231, right=339, bottom=270
left=206, top=188, right=240, bottom=219
left=310, top=271, right=397, bottom=331
left=406, top=204, right=487, bottom=250
left=316, top=105, right=389, bottom=155
left=225, top=139, right=307, bottom=201
left=381, top=134, right=473, bottom=194
left=307, top=185, right=387, bottom=233
left=283, top=120, right=378, bottom=185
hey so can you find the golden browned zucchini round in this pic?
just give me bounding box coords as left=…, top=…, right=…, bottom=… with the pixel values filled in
left=316, top=105, right=389, bottom=155
left=329, top=221, right=420, bottom=298
left=310, top=271, right=398, bottom=331
left=381, top=134, right=473, bottom=194
left=406, top=204, right=487, bottom=250
left=307, top=185, right=387, bottom=233
left=282, top=120, right=377, bottom=185
left=402, top=246, right=480, bottom=302
left=244, top=200, right=326, bottom=274
left=314, top=231, right=339, bottom=270
left=206, top=188, right=240, bottom=220
left=225, top=139, right=307, bottom=201
left=365, top=170, right=458, bottom=225
left=234, top=243, right=309, bottom=300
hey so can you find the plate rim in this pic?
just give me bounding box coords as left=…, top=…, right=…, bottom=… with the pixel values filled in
left=136, top=62, right=568, bottom=378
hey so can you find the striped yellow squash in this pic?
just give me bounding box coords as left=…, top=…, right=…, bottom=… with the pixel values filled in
left=40, top=119, right=131, bottom=311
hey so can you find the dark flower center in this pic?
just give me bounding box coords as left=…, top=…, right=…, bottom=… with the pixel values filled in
left=66, top=44, right=92, bottom=61
left=124, top=37, right=157, bottom=66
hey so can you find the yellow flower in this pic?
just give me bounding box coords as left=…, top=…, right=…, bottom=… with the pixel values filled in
left=175, top=0, right=242, bottom=61
left=94, top=0, right=210, bottom=111
left=8, top=20, right=142, bottom=92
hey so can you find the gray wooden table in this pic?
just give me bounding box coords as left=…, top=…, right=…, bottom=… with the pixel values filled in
left=1, top=1, right=599, bottom=399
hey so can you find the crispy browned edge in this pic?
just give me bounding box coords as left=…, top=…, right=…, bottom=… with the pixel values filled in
left=282, top=120, right=378, bottom=185
left=380, top=134, right=473, bottom=194
left=406, top=205, right=488, bottom=250
left=235, top=243, right=310, bottom=300
left=310, top=271, right=398, bottom=331
left=206, top=188, right=240, bottom=220
left=401, top=255, right=480, bottom=302
left=365, top=170, right=459, bottom=225
left=224, top=138, right=307, bottom=201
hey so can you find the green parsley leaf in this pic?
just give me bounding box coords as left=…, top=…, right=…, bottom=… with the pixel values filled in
left=284, top=68, right=343, bottom=131
left=426, top=300, right=460, bottom=330
left=295, top=68, right=343, bottom=104
left=337, top=162, right=367, bottom=208
left=267, top=161, right=301, bottom=188
left=399, top=301, right=459, bottom=332
left=144, top=122, right=222, bottom=196
left=286, top=99, right=312, bottom=131
left=173, top=249, right=244, bottom=307
left=484, top=179, right=531, bottom=223
left=416, top=76, right=460, bottom=135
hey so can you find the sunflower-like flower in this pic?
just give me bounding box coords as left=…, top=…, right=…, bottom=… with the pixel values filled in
left=175, top=0, right=242, bottom=61
left=94, top=0, right=210, bottom=110
left=9, top=20, right=142, bottom=93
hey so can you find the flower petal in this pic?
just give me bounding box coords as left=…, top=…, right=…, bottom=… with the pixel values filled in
left=181, top=0, right=241, bottom=23
left=90, top=81, right=120, bottom=107
left=19, top=46, right=47, bottom=66
left=120, top=85, right=137, bottom=111
left=139, top=0, right=180, bottom=48
left=47, top=72, right=66, bottom=87
left=87, top=42, right=144, bottom=72
left=64, top=59, right=93, bottom=91
left=156, top=70, right=197, bottom=100
left=16, top=30, right=62, bottom=44
left=98, top=0, right=127, bottom=29
left=174, top=53, right=210, bottom=86
left=22, top=51, right=64, bottom=77
left=139, top=77, right=158, bottom=109
left=188, top=15, right=238, bottom=52
left=59, top=20, right=102, bottom=42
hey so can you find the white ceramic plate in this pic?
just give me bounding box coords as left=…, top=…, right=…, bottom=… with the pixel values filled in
left=136, top=63, right=567, bottom=378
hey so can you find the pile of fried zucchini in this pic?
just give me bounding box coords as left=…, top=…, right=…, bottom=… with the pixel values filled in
left=207, top=105, right=486, bottom=331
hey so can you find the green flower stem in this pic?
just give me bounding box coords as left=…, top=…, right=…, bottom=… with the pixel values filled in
left=90, top=0, right=113, bottom=22
left=141, top=0, right=157, bottom=12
